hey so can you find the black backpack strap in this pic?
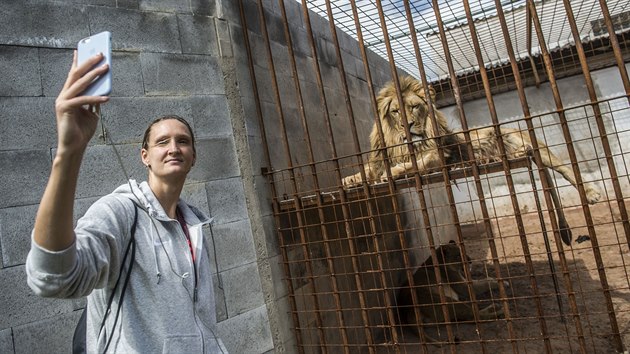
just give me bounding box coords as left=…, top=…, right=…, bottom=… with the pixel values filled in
left=72, top=203, right=138, bottom=354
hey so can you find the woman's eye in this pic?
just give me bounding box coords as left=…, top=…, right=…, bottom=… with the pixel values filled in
left=157, top=140, right=168, bottom=145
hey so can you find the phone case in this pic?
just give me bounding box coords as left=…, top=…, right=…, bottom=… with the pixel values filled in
left=77, top=31, right=112, bottom=96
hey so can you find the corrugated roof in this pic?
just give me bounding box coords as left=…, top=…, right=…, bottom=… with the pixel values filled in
left=303, top=0, right=629, bottom=82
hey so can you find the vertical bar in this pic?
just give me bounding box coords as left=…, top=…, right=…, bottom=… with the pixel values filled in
left=491, top=0, right=563, bottom=351
left=556, top=1, right=630, bottom=351
left=298, top=3, right=380, bottom=352
left=401, top=0, right=495, bottom=350
left=596, top=0, right=630, bottom=97
left=237, top=1, right=304, bottom=351
left=373, top=0, right=461, bottom=350
left=255, top=0, right=328, bottom=350
left=454, top=0, right=532, bottom=350
left=347, top=0, right=433, bottom=350
left=321, top=2, right=405, bottom=350
left=561, top=0, right=630, bottom=246
left=277, top=1, right=351, bottom=352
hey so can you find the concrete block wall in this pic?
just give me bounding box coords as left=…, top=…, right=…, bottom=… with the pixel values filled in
left=0, top=1, right=282, bottom=353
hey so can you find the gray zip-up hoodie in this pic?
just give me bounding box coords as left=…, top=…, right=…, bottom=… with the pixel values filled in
left=26, top=180, right=228, bottom=353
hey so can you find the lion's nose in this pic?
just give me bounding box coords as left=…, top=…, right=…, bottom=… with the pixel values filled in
left=402, top=121, right=414, bottom=129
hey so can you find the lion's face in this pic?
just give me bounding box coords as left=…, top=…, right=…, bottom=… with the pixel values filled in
left=376, top=77, right=436, bottom=146
left=387, top=91, right=430, bottom=142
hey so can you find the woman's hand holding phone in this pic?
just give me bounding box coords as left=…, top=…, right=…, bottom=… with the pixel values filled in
left=54, top=50, right=110, bottom=157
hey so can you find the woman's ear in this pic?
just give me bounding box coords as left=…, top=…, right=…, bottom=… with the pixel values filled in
left=141, top=149, right=149, bottom=167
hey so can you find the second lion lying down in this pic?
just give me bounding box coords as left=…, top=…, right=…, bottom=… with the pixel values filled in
left=342, top=76, right=602, bottom=204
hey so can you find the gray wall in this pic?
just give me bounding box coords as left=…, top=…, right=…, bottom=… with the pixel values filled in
left=0, top=1, right=280, bottom=353
left=441, top=63, right=630, bottom=220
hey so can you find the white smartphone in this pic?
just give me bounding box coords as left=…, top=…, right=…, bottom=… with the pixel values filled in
left=77, top=31, right=112, bottom=96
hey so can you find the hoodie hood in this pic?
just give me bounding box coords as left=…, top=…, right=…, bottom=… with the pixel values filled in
left=110, top=179, right=211, bottom=226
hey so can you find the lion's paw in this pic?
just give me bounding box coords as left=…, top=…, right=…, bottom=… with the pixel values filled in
left=585, top=184, right=602, bottom=204
left=342, top=175, right=362, bottom=189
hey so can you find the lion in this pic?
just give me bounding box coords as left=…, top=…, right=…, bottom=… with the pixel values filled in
left=396, top=241, right=504, bottom=342
left=342, top=76, right=602, bottom=205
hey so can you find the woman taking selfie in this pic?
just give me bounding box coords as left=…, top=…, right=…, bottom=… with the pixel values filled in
left=25, top=51, right=228, bottom=353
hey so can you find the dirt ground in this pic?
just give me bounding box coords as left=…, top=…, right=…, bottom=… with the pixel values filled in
left=388, top=199, right=630, bottom=354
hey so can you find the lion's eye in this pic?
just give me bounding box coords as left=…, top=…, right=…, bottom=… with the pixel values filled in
left=390, top=109, right=399, bottom=115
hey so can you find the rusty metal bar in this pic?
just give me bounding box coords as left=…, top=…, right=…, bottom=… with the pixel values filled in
left=525, top=5, right=542, bottom=88
left=323, top=0, right=403, bottom=350
left=456, top=0, right=527, bottom=349
left=596, top=0, right=630, bottom=98
left=557, top=1, right=630, bottom=351
left=374, top=0, right=460, bottom=349
left=255, top=0, right=327, bottom=350
left=237, top=1, right=304, bottom=351
left=406, top=0, right=494, bottom=350
left=346, top=0, right=432, bottom=350
left=277, top=1, right=351, bottom=352
left=492, top=0, right=562, bottom=351
left=297, top=5, right=377, bottom=352
left=528, top=2, right=620, bottom=352
left=562, top=0, right=630, bottom=248
left=526, top=154, right=566, bottom=323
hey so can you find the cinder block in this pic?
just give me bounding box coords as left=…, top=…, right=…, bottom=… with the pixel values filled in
left=217, top=304, right=273, bottom=354
left=109, top=51, right=145, bottom=97
left=241, top=97, right=260, bottom=138
left=0, top=328, right=13, bottom=354
left=0, top=46, right=41, bottom=96
left=215, top=18, right=232, bottom=58
left=204, top=176, right=248, bottom=224
left=261, top=213, right=278, bottom=256
left=246, top=137, right=266, bottom=176
left=212, top=219, right=256, bottom=271
left=139, top=0, right=190, bottom=13
left=0, top=265, right=75, bottom=329
left=221, top=262, right=264, bottom=317
left=269, top=254, right=287, bottom=300
left=181, top=181, right=210, bottom=216
left=264, top=8, right=286, bottom=47
left=0, top=196, right=99, bottom=267
left=0, top=150, right=50, bottom=209
left=117, top=0, right=139, bottom=10
left=274, top=295, right=295, bottom=345
left=98, top=97, right=194, bottom=144
left=190, top=95, right=233, bottom=139
left=253, top=66, right=275, bottom=104
left=193, top=0, right=217, bottom=16
left=213, top=272, right=228, bottom=322
left=238, top=0, right=261, bottom=34
left=0, top=97, right=58, bottom=151
left=39, top=48, right=72, bottom=97
left=12, top=310, right=81, bottom=354
left=0, top=204, right=38, bottom=267
left=216, top=0, right=239, bottom=21
left=87, top=6, right=180, bottom=53
left=189, top=138, right=240, bottom=183
left=41, top=48, right=145, bottom=98
left=71, top=143, right=145, bottom=199
left=284, top=0, right=304, bottom=27
left=177, top=14, right=219, bottom=56
left=221, top=262, right=265, bottom=316
left=140, top=53, right=225, bottom=96
left=0, top=3, right=89, bottom=48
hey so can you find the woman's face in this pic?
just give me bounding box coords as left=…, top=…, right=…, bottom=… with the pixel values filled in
left=141, top=119, right=196, bottom=181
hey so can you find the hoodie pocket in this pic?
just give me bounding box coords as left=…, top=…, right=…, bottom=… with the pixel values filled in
left=162, top=335, right=202, bottom=354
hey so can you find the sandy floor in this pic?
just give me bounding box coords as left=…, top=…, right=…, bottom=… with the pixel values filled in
left=386, top=199, right=630, bottom=353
